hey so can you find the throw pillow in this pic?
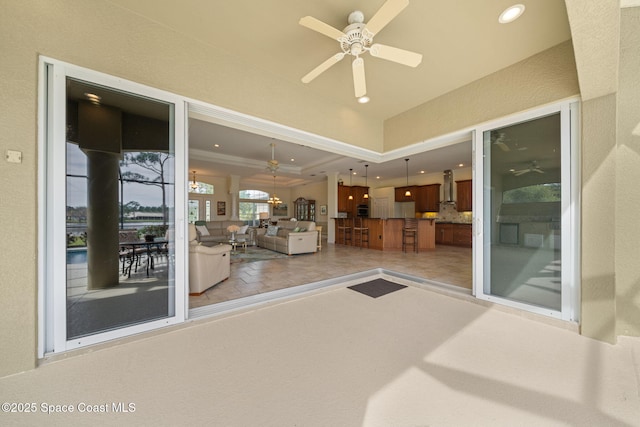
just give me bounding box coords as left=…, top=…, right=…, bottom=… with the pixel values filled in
left=196, top=225, right=210, bottom=236
left=293, top=227, right=300, bottom=232
left=266, top=225, right=279, bottom=236
left=239, top=225, right=249, bottom=234
left=299, top=227, right=306, bottom=232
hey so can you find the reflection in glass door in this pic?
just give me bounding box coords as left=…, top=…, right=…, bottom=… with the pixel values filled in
left=65, top=78, right=176, bottom=339
left=475, top=104, right=578, bottom=319
left=42, top=58, right=185, bottom=354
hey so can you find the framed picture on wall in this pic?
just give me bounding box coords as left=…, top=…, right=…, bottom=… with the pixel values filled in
left=217, top=201, right=226, bottom=216
left=272, top=204, right=287, bottom=217
left=320, top=205, right=327, bottom=215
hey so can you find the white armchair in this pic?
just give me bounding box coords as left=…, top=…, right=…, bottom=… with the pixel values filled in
left=188, top=224, right=232, bottom=295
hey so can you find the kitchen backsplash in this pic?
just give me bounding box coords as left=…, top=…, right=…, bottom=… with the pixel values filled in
left=436, top=203, right=473, bottom=223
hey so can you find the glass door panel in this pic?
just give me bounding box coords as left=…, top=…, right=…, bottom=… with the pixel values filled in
left=65, top=77, right=176, bottom=339
left=481, top=113, right=562, bottom=311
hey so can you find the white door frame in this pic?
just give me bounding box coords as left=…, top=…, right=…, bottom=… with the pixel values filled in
left=38, top=57, right=188, bottom=356
left=472, top=99, right=580, bottom=322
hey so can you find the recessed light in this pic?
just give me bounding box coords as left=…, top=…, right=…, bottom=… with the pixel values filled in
left=358, top=96, right=370, bottom=104
left=213, top=144, right=220, bottom=148
left=290, top=158, right=295, bottom=162
left=376, top=176, right=380, bottom=179
left=420, top=170, right=425, bottom=174
left=458, top=163, right=464, bottom=167
left=499, top=4, right=525, bottom=24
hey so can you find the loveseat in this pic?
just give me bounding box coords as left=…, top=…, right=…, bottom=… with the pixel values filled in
left=194, top=220, right=256, bottom=246
left=188, top=224, right=231, bottom=295
left=255, top=220, right=318, bottom=255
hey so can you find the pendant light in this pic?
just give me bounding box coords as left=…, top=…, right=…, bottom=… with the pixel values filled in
left=190, top=170, right=199, bottom=191
left=363, top=164, right=369, bottom=199
left=404, top=159, right=411, bottom=197
left=348, top=168, right=354, bottom=200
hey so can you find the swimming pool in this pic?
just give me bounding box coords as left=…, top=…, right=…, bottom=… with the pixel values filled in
left=67, top=248, right=87, bottom=264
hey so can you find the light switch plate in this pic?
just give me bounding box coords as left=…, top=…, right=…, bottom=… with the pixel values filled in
left=6, top=150, right=22, bottom=163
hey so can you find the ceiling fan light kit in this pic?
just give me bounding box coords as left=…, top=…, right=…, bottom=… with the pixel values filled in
left=299, top=0, right=422, bottom=100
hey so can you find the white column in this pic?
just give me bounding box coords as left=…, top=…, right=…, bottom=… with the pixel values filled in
left=327, top=172, right=339, bottom=244
left=228, top=175, right=240, bottom=220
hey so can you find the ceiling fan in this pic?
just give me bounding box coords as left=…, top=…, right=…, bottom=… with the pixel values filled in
left=513, top=160, right=544, bottom=176
left=299, top=0, right=422, bottom=99
left=492, top=131, right=511, bottom=152
left=267, top=142, right=279, bottom=173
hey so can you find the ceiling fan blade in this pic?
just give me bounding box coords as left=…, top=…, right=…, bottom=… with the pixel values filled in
left=363, top=0, right=409, bottom=36
left=369, top=43, right=422, bottom=67
left=299, top=16, right=346, bottom=41
left=352, top=57, right=366, bottom=98
left=533, top=168, right=545, bottom=174
left=494, top=141, right=510, bottom=152
left=301, top=53, right=345, bottom=83
left=513, top=169, right=529, bottom=176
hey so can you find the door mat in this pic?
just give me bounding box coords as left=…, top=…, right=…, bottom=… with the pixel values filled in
left=348, top=279, right=407, bottom=298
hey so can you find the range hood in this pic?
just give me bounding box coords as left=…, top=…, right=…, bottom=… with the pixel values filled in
left=442, top=170, right=455, bottom=204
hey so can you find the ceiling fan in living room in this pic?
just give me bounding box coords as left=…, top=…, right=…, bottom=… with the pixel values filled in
left=299, top=0, right=422, bottom=101
left=512, top=160, right=545, bottom=176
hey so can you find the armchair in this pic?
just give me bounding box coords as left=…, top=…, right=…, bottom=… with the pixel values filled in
left=188, top=224, right=232, bottom=295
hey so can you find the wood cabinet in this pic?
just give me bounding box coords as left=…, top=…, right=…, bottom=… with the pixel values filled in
left=337, top=185, right=368, bottom=217
left=337, top=185, right=350, bottom=213
left=435, top=223, right=471, bottom=247
left=294, top=197, right=315, bottom=221
left=456, top=180, right=472, bottom=212
left=418, top=184, right=441, bottom=212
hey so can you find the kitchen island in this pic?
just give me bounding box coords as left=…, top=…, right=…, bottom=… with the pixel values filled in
left=334, top=218, right=436, bottom=251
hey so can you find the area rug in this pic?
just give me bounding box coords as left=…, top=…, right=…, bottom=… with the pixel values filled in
left=231, top=246, right=289, bottom=264
left=348, top=279, right=407, bottom=298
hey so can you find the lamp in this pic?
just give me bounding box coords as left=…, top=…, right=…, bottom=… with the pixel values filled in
left=363, top=164, right=369, bottom=199
left=268, top=175, right=282, bottom=205
left=404, top=159, right=411, bottom=197
left=348, top=168, right=353, bottom=200
left=190, top=170, right=199, bottom=191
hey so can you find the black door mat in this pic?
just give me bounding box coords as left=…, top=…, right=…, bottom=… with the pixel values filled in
left=348, top=279, right=407, bottom=298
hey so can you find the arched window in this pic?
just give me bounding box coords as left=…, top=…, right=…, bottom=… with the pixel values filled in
left=188, top=182, right=214, bottom=194
left=239, top=190, right=270, bottom=225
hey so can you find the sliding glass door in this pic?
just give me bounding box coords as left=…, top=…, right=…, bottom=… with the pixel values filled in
left=42, top=59, right=186, bottom=353
left=474, top=102, right=579, bottom=320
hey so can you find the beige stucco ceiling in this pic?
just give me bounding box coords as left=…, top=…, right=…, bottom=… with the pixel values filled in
left=108, top=0, right=571, bottom=121
left=106, top=0, right=572, bottom=185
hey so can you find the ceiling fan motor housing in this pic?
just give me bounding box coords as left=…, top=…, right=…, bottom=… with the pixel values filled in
left=340, top=22, right=372, bottom=56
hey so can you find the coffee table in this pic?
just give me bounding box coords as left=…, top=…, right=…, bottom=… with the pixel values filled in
left=229, top=239, right=247, bottom=254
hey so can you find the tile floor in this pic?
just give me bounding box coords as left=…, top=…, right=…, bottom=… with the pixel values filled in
left=189, top=239, right=473, bottom=308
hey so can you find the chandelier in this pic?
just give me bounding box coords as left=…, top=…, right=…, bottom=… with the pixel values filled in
left=268, top=175, right=282, bottom=205
left=190, top=170, right=199, bottom=191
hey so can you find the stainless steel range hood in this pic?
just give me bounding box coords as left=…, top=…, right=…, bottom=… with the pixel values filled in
left=442, top=170, right=455, bottom=204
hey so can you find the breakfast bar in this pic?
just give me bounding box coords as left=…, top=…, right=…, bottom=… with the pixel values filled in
left=334, top=217, right=436, bottom=251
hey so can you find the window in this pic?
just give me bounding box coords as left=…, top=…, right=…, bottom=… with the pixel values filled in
left=188, top=182, right=214, bottom=194
left=239, top=190, right=269, bottom=225
left=503, top=183, right=561, bottom=204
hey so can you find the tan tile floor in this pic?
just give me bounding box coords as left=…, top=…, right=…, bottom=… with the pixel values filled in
left=189, top=240, right=472, bottom=309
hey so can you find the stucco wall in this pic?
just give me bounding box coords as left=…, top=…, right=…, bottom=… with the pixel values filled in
left=384, top=41, right=580, bottom=150
left=615, top=7, right=640, bottom=337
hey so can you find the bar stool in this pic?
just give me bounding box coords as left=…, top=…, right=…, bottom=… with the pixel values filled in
left=337, top=218, right=352, bottom=245
left=353, top=217, right=369, bottom=249
left=402, top=218, right=419, bottom=253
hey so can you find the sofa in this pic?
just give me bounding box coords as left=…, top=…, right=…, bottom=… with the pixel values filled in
left=194, top=220, right=256, bottom=246
left=188, top=224, right=232, bottom=295
left=255, top=220, right=318, bottom=255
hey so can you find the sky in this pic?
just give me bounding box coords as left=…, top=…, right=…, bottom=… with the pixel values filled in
left=66, top=143, right=174, bottom=208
